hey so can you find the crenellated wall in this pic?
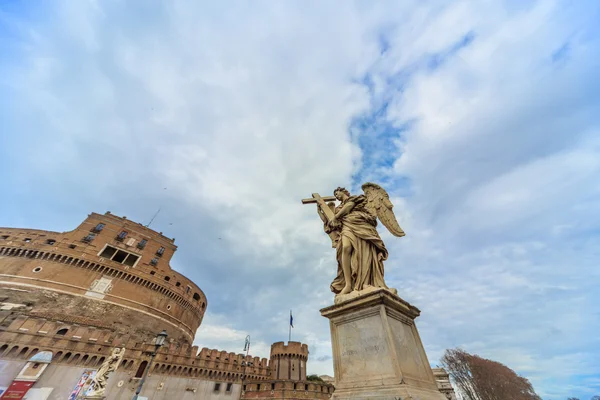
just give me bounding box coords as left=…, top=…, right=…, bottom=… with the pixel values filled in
left=0, top=311, right=270, bottom=382
left=242, top=380, right=333, bottom=400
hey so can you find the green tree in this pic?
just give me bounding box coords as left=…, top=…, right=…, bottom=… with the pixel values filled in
left=306, top=374, right=324, bottom=382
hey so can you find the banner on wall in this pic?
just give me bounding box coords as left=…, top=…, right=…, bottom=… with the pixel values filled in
left=67, top=370, right=96, bottom=400
left=0, top=380, right=34, bottom=400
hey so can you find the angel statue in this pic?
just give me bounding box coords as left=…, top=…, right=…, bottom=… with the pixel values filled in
left=85, top=347, right=125, bottom=397
left=303, top=183, right=405, bottom=296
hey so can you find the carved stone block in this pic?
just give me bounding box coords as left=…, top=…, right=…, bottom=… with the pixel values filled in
left=320, top=288, right=446, bottom=400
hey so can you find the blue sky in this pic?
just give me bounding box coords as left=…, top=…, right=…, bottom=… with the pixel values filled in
left=1, top=1, right=600, bottom=398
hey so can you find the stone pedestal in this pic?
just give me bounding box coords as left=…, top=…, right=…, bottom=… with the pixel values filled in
left=320, top=288, right=446, bottom=400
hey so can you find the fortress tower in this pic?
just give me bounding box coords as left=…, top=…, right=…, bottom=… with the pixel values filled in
left=0, top=211, right=206, bottom=346
left=269, top=341, right=308, bottom=381
left=242, top=342, right=333, bottom=400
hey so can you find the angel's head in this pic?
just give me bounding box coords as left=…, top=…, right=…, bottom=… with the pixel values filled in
left=334, top=187, right=351, bottom=201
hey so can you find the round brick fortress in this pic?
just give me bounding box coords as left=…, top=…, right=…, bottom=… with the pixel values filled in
left=0, top=211, right=206, bottom=346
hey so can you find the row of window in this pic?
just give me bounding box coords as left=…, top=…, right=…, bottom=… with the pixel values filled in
left=214, top=383, right=234, bottom=392
left=2, top=236, right=74, bottom=250
left=2, top=229, right=166, bottom=258
left=242, top=383, right=316, bottom=392
left=91, top=224, right=165, bottom=255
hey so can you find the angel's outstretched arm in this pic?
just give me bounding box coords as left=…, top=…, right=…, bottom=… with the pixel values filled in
left=333, top=201, right=355, bottom=220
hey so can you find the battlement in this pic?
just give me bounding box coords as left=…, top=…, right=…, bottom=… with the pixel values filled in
left=270, top=342, right=309, bottom=359
left=241, top=379, right=334, bottom=400
left=0, top=314, right=271, bottom=382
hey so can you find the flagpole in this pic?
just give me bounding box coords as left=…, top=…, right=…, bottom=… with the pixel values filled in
left=289, top=310, right=292, bottom=342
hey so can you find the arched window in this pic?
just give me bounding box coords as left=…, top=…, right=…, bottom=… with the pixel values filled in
left=62, top=352, right=72, bottom=362
left=97, top=357, right=105, bottom=366
left=18, top=347, right=29, bottom=358
left=29, top=348, right=39, bottom=358
left=89, top=356, right=97, bottom=365
left=56, top=328, right=69, bottom=336
left=81, top=355, right=89, bottom=364
left=54, top=351, right=63, bottom=361
left=135, top=361, right=148, bottom=378
left=71, top=354, right=81, bottom=364
left=0, top=344, right=9, bottom=355
left=193, top=293, right=201, bottom=301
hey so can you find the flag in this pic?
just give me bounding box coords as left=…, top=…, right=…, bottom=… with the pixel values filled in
left=290, top=310, right=294, bottom=328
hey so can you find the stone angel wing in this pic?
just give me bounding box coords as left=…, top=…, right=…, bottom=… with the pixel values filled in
left=362, top=182, right=406, bottom=237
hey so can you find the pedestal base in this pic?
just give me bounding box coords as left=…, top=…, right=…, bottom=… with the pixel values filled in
left=320, top=288, right=446, bottom=400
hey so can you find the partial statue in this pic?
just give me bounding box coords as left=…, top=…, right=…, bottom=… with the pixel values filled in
left=303, top=183, right=405, bottom=295
left=86, top=347, right=125, bottom=397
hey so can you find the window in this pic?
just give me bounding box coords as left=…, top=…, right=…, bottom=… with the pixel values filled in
left=293, top=383, right=297, bottom=391
left=271, top=383, right=275, bottom=390
left=1, top=235, right=9, bottom=240
left=116, top=231, right=128, bottom=241
left=186, top=286, right=191, bottom=294
left=56, top=328, right=69, bottom=336
left=135, top=361, right=148, bottom=378
left=176, top=282, right=181, bottom=287
left=32, top=267, right=42, bottom=273
left=112, top=250, right=128, bottom=263
left=100, top=246, right=117, bottom=258
left=46, top=239, right=56, bottom=245
left=32, top=363, right=40, bottom=369
left=226, top=383, right=233, bottom=392
left=150, top=258, right=158, bottom=266
left=123, top=254, right=138, bottom=266
left=150, top=271, right=156, bottom=275
left=98, top=245, right=140, bottom=266
left=214, top=383, right=221, bottom=392
left=243, top=385, right=246, bottom=392
left=193, top=293, right=201, bottom=301
left=305, top=384, right=308, bottom=391
left=24, top=238, right=32, bottom=243
left=69, top=244, right=77, bottom=249
left=257, top=384, right=261, bottom=391
left=137, top=239, right=147, bottom=249
left=156, top=246, right=165, bottom=256
left=92, top=223, right=105, bottom=233
left=166, top=305, right=171, bottom=310
left=164, top=276, right=170, bottom=282
left=82, top=234, right=95, bottom=243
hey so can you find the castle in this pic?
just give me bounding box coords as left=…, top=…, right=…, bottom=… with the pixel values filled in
left=0, top=211, right=454, bottom=399
left=0, top=212, right=332, bottom=399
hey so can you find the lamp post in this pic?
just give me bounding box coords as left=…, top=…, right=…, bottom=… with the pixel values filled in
left=132, top=330, right=167, bottom=400
left=240, top=335, right=251, bottom=400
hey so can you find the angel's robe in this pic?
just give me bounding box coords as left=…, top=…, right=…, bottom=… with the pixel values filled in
left=330, top=194, right=390, bottom=294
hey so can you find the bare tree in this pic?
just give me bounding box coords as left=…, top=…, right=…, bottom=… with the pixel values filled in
left=441, top=348, right=541, bottom=400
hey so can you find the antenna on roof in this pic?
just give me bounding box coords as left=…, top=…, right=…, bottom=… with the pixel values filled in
left=146, top=207, right=161, bottom=228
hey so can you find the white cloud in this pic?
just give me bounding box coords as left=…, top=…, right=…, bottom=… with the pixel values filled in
left=2, top=0, right=600, bottom=398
